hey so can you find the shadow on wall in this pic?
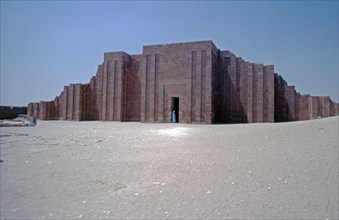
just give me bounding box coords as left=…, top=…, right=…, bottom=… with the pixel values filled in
left=213, top=53, right=248, bottom=124
left=274, top=74, right=289, bottom=122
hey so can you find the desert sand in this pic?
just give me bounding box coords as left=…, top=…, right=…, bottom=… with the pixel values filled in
left=0, top=117, right=338, bottom=219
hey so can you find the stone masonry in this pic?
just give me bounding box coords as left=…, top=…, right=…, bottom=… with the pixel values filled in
left=27, top=40, right=339, bottom=123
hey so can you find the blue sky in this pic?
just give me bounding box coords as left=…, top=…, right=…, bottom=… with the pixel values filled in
left=1, top=1, right=338, bottom=106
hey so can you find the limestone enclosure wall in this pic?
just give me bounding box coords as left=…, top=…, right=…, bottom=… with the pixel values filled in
left=274, top=73, right=338, bottom=122
left=141, top=41, right=217, bottom=123
left=215, top=51, right=275, bottom=123
left=27, top=40, right=339, bottom=123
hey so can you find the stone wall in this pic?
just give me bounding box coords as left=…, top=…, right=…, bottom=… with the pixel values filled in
left=27, top=40, right=339, bottom=123
left=274, top=74, right=288, bottom=122
left=101, top=52, right=127, bottom=121
left=217, top=51, right=275, bottom=123
left=29, top=83, right=93, bottom=120
left=141, top=41, right=217, bottom=123
left=274, top=74, right=337, bottom=121
left=122, top=55, right=142, bottom=121
left=88, top=65, right=104, bottom=120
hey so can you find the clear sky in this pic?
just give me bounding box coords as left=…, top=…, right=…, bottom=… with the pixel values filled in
left=1, top=1, right=338, bottom=106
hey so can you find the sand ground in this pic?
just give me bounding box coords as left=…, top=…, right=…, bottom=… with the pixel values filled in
left=0, top=117, right=338, bottom=219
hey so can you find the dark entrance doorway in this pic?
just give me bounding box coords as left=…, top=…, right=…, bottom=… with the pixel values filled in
left=171, top=97, right=179, bottom=123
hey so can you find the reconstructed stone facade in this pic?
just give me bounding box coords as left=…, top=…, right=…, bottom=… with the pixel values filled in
left=27, top=40, right=339, bottom=123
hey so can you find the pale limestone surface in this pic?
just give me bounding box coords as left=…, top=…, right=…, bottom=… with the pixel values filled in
left=0, top=117, right=338, bottom=219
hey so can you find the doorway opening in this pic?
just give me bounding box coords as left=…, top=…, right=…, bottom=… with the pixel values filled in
left=171, top=97, right=179, bottom=123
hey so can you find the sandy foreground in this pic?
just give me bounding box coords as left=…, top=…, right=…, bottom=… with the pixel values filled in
left=0, top=117, right=338, bottom=220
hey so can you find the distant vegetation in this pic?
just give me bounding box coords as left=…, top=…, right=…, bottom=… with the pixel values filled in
left=0, top=106, right=27, bottom=119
